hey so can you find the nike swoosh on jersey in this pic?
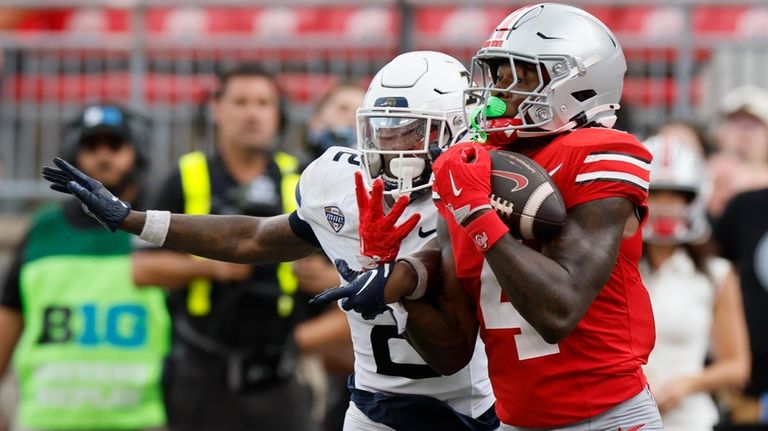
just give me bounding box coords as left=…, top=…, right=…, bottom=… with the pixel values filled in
left=449, top=171, right=463, bottom=196
left=618, top=424, right=645, bottom=431
left=417, top=227, right=437, bottom=238
left=548, top=163, right=563, bottom=177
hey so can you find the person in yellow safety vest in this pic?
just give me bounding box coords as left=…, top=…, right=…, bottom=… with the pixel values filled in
left=0, top=103, right=170, bottom=431
left=131, top=63, right=314, bottom=431
left=292, top=82, right=365, bottom=431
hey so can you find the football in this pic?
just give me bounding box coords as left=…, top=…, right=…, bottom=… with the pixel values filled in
left=489, top=150, right=567, bottom=241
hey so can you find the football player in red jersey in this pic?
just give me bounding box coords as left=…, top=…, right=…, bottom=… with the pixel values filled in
left=313, top=3, right=665, bottom=430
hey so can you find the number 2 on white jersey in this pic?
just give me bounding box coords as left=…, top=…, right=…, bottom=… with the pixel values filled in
left=479, top=261, right=560, bottom=360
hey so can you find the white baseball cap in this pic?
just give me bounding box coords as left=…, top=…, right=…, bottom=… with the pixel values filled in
left=720, top=85, right=768, bottom=127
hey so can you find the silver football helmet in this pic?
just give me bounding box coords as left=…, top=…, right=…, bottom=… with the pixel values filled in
left=643, top=135, right=711, bottom=245
left=358, top=50, right=473, bottom=198
left=467, top=3, right=626, bottom=137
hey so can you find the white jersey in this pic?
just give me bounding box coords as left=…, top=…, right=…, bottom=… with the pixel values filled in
left=296, top=147, right=494, bottom=418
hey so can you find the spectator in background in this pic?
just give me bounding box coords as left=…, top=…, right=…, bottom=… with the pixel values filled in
left=132, top=62, right=314, bottom=431
left=656, top=119, right=714, bottom=157
left=302, top=82, right=366, bottom=162
left=293, top=81, right=364, bottom=431
left=0, top=103, right=170, bottom=431
left=43, top=50, right=499, bottom=431
left=714, top=165, right=768, bottom=427
left=707, top=86, right=768, bottom=219
left=641, top=135, right=750, bottom=431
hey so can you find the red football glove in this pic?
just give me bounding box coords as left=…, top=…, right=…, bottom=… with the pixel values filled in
left=431, top=142, right=494, bottom=225
left=432, top=142, right=509, bottom=252
left=355, top=171, right=421, bottom=269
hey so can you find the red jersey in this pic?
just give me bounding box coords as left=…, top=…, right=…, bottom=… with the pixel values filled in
left=438, top=128, right=655, bottom=427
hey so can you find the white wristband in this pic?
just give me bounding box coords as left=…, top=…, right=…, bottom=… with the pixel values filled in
left=139, top=210, right=171, bottom=246
left=397, top=255, right=428, bottom=300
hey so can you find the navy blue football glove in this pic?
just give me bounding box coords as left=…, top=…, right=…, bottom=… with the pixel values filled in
left=310, top=259, right=393, bottom=320
left=41, top=157, right=130, bottom=232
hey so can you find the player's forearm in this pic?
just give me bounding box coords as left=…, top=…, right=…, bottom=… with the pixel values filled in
left=402, top=244, right=477, bottom=375
left=403, top=300, right=475, bottom=375
left=122, top=211, right=315, bottom=264
left=484, top=236, right=586, bottom=343
left=122, top=211, right=262, bottom=262
left=385, top=243, right=441, bottom=303
left=483, top=199, right=627, bottom=343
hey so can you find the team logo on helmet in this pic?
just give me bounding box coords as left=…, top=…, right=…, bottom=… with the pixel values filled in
left=374, top=97, right=408, bottom=108
left=324, top=206, right=345, bottom=233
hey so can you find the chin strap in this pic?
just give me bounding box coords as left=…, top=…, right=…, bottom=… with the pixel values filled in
left=517, top=103, right=620, bottom=138
left=471, top=100, right=621, bottom=140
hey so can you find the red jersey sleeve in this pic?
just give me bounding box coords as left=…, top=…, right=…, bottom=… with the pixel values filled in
left=556, top=128, right=651, bottom=209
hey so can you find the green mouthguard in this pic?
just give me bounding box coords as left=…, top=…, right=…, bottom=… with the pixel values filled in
left=470, top=96, right=507, bottom=143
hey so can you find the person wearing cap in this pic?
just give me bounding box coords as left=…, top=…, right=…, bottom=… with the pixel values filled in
left=130, top=63, right=314, bottom=431
left=639, top=135, right=750, bottom=431
left=707, top=85, right=768, bottom=219
left=712, top=88, right=768, bottom=428
left=0, top=102, right=170, bottom=431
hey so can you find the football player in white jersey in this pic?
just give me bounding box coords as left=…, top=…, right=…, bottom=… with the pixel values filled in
left=42, top=51, right=498, bottom=431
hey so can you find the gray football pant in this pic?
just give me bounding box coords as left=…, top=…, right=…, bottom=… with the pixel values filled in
left=499, top=386, right=663, bottom=431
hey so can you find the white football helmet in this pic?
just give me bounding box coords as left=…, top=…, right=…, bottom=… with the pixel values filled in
left=467, top=3, right=626, bottom=137
left=357, top=50, right=473, bottom=198
left=643, top=135, right=711, bottom=245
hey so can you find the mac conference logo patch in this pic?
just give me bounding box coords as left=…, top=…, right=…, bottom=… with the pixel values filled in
left=324, top=206, right=345, bottom=233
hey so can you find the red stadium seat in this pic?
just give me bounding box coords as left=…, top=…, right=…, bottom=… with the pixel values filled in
left=622, top=76, right=701, bottom=107
left=207, top=7, right=256, bottom=33
left=5, top=71, right=701, bottom=110
left=693, top=5, right=747, bottom=36
left=12, top=5, right=758, bottom=39
left=278, top=73, right=339, bottom=104
left=5, top=72, right=356, bottom=106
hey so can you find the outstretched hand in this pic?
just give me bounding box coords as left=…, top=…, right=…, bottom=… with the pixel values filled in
left=41, top=157, right=131, bottom=232
left=309, top=259, right=393, bottom=320
left=355, top=171, right=420, bottom=269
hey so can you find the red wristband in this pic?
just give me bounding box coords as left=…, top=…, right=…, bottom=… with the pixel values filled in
left=464, top=210, right=509, bottom=252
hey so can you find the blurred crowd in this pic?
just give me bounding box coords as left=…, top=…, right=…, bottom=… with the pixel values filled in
left=2, top=60, right=768, bottom=431
left=1, top=5, right=768, bottom=431
left=0, top=63, right=369, bottom=431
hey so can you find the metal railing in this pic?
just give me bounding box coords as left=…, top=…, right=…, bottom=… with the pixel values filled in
left=1, top=1, right=767, bottom=212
